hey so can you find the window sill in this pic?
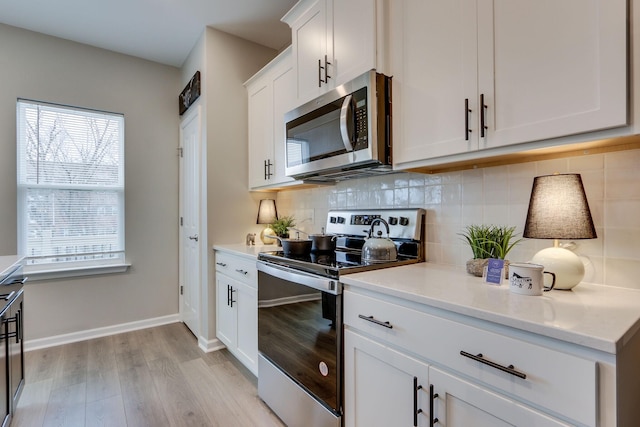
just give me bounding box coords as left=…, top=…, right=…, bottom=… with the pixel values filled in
left=25, top=263, right=131, bottom=282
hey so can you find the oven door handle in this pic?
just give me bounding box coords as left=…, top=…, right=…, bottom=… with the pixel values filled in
left=257, top=261, right=339, bottom=295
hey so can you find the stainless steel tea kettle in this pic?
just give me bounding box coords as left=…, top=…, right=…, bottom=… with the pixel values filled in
left=361, top=218, right=398, bottom=264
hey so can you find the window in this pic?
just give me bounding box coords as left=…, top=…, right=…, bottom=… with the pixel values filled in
left=17, top=99, right=126, bottom=275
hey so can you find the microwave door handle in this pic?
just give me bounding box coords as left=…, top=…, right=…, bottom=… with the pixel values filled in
left=339, top=94, right=354, bottom=153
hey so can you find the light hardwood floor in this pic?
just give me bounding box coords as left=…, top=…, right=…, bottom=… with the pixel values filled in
left=13, top=323, right=285, bottom=427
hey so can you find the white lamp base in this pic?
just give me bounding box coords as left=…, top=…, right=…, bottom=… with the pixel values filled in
left=530, top=246, right=584, bottom=290
left=260, top=226, right=277, bottom=245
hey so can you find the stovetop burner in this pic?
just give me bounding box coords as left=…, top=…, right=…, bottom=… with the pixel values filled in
left=261, top=250, right=362, bottom=268
left=257, top=208, right=427, bottom=280
left=257, top=249, right=419, bottom=280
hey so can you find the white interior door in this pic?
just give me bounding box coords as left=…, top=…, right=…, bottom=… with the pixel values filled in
left=179, top=105, right=201, bottom=336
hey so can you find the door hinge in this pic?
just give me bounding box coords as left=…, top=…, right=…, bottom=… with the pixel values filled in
left=180, top=285, right=184, bottom=295
left=180, top=216, right=183, bottom=226
left=178, top=147, right=183, bottom=157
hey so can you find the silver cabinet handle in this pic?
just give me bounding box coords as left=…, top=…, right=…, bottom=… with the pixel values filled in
left=235, top=269, right=248, bottom=276
left=188, top=235, right=199, bottom=242
left=358, top=314, right=393, bottom=329
left=216, top=262, right=227, bottom=267
left=460, top=351, right=527, bottom=379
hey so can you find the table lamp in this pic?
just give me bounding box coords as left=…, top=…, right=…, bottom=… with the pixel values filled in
left=523, top=173, right=597, bottom=290
left=257, top=199, right=278, bottom=244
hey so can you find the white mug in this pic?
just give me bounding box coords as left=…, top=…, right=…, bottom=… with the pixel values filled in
left=509, top=263, right=556, bottom=296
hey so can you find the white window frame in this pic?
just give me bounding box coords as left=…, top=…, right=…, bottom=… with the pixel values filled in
left=16, top=99, right=129, bottom=280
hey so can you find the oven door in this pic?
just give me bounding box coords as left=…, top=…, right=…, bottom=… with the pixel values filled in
left=257, top=261, right=342, bottom=415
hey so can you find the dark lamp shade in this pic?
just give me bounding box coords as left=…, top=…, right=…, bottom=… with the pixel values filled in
left=257, top=199, right=278, bottom=225
left=523, top=174, right=597, bottom=240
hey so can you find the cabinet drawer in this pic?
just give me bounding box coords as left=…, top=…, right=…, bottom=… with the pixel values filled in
left=344, top=289, right=597, bottom=426
left=214, top=252, right=256, bottom=288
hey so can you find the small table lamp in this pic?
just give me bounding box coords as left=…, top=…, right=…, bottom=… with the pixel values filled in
left=257, top=199, right=278, bottom=244
left=523, top=173, right=597, bottom=290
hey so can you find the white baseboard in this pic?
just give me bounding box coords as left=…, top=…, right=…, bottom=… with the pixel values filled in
left=198, top=336, right=226, bottom=353
left=24, top=314, right=181, bottom=352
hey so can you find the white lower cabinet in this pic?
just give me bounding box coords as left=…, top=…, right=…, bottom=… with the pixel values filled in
left=344, top=330, right=571, bottom=427
left=344, top=329, right=430, bottom=427
left=429, top=366, right=571, bottom=427
left=215, top=251, right=258, bottom=376
left=343, top=288, right=592, bottom=426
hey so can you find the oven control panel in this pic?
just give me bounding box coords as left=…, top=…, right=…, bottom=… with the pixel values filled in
left=326, top=209, right=425, bottom=241
left=350, top=214, right=381, bottom=226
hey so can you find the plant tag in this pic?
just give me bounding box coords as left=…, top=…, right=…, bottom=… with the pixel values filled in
left=484, top=258, right=504, bottom=285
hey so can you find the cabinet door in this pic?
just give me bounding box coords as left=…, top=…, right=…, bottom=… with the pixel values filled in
left=215, top=274, right=237, bottom=349
left=344, top=329, right=430, bottom=427
left=0, top=314, right=8, bottom=425
left=234, top=280, right=258, bottom=376
left=391, top=0, right=479, bottom=166
left=291, top=0, right=330, bottom=103
left=331, top=0, right=376, bottom=87
left=247, top=79, right=273, bottom=189
left=479, top=0, right=627, bottom=149
left=9, top=295, right=24, bottom=412
left=271, top=59, right=297, bottom=186
left=430, top=366, right=572, bottom=427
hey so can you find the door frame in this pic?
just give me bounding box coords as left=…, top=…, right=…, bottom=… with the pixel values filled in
left=179, top=104, right=204, bottom=341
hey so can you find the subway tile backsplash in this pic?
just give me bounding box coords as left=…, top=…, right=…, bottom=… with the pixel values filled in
left=276, top=149, right=640, bottom=290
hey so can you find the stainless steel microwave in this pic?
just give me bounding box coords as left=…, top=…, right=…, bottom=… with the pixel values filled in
left=284, top=70, right=392, bottom=183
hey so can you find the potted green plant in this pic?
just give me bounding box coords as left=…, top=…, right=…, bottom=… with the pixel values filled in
left=459, top=224, right=522, bottom=277
left=270, top=215, right=296, bottom=239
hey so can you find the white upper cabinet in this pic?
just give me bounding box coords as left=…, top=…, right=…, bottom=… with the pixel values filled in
left=247, top=78, right=272, bottom=189
left=331, top=0, right=378, bottom=87
left=246, top=48, right=300, bottom=190
left=391, top=0, right=628, bottom=168
left=283, top=0, right=380, bottom=104
left=271, top=59, right=297, bottom=186
left=484, top=0, right=627, bottom=148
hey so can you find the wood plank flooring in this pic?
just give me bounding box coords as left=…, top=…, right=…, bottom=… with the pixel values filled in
left=13, top=323, right=285, bottom=427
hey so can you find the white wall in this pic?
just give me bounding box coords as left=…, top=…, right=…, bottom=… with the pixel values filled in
left=277, top=149, right=640, bottom=290
left=0, top=23, right=181, bottom=341
left=181, top=27, right=277, bottom=343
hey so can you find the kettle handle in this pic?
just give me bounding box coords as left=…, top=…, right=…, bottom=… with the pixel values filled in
left=369, top=218, right=390, bottom=238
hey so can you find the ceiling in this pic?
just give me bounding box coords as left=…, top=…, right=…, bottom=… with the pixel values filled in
left=0, top=0, right=298, bottom=67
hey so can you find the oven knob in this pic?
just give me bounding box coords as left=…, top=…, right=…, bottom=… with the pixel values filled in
left=337, top=216, right=345, bottom=224
left=388, top=216, right=398, bottom=226
left=399, top=217, right=410, bottom=226
left=330, top=216, right=337, bottom=224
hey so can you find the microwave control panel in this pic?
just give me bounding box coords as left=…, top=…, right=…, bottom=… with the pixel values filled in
left=353, top=88, right=368, bottom=150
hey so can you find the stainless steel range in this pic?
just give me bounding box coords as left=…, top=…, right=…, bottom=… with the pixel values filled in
left=257, top=208, right=426, bottom=427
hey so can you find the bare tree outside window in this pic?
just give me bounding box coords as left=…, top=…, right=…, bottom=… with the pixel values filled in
left=17, top=100, right=125, bottom=270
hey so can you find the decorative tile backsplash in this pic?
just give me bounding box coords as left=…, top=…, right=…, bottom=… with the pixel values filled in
left=276, top=149, right=640, bottom=290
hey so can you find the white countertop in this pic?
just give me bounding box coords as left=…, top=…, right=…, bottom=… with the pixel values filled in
left=213, top=244, right=279, bottom=259
left=341, top=262, right=640, bottom=354
left=0, top=255, right=24, bottom=282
